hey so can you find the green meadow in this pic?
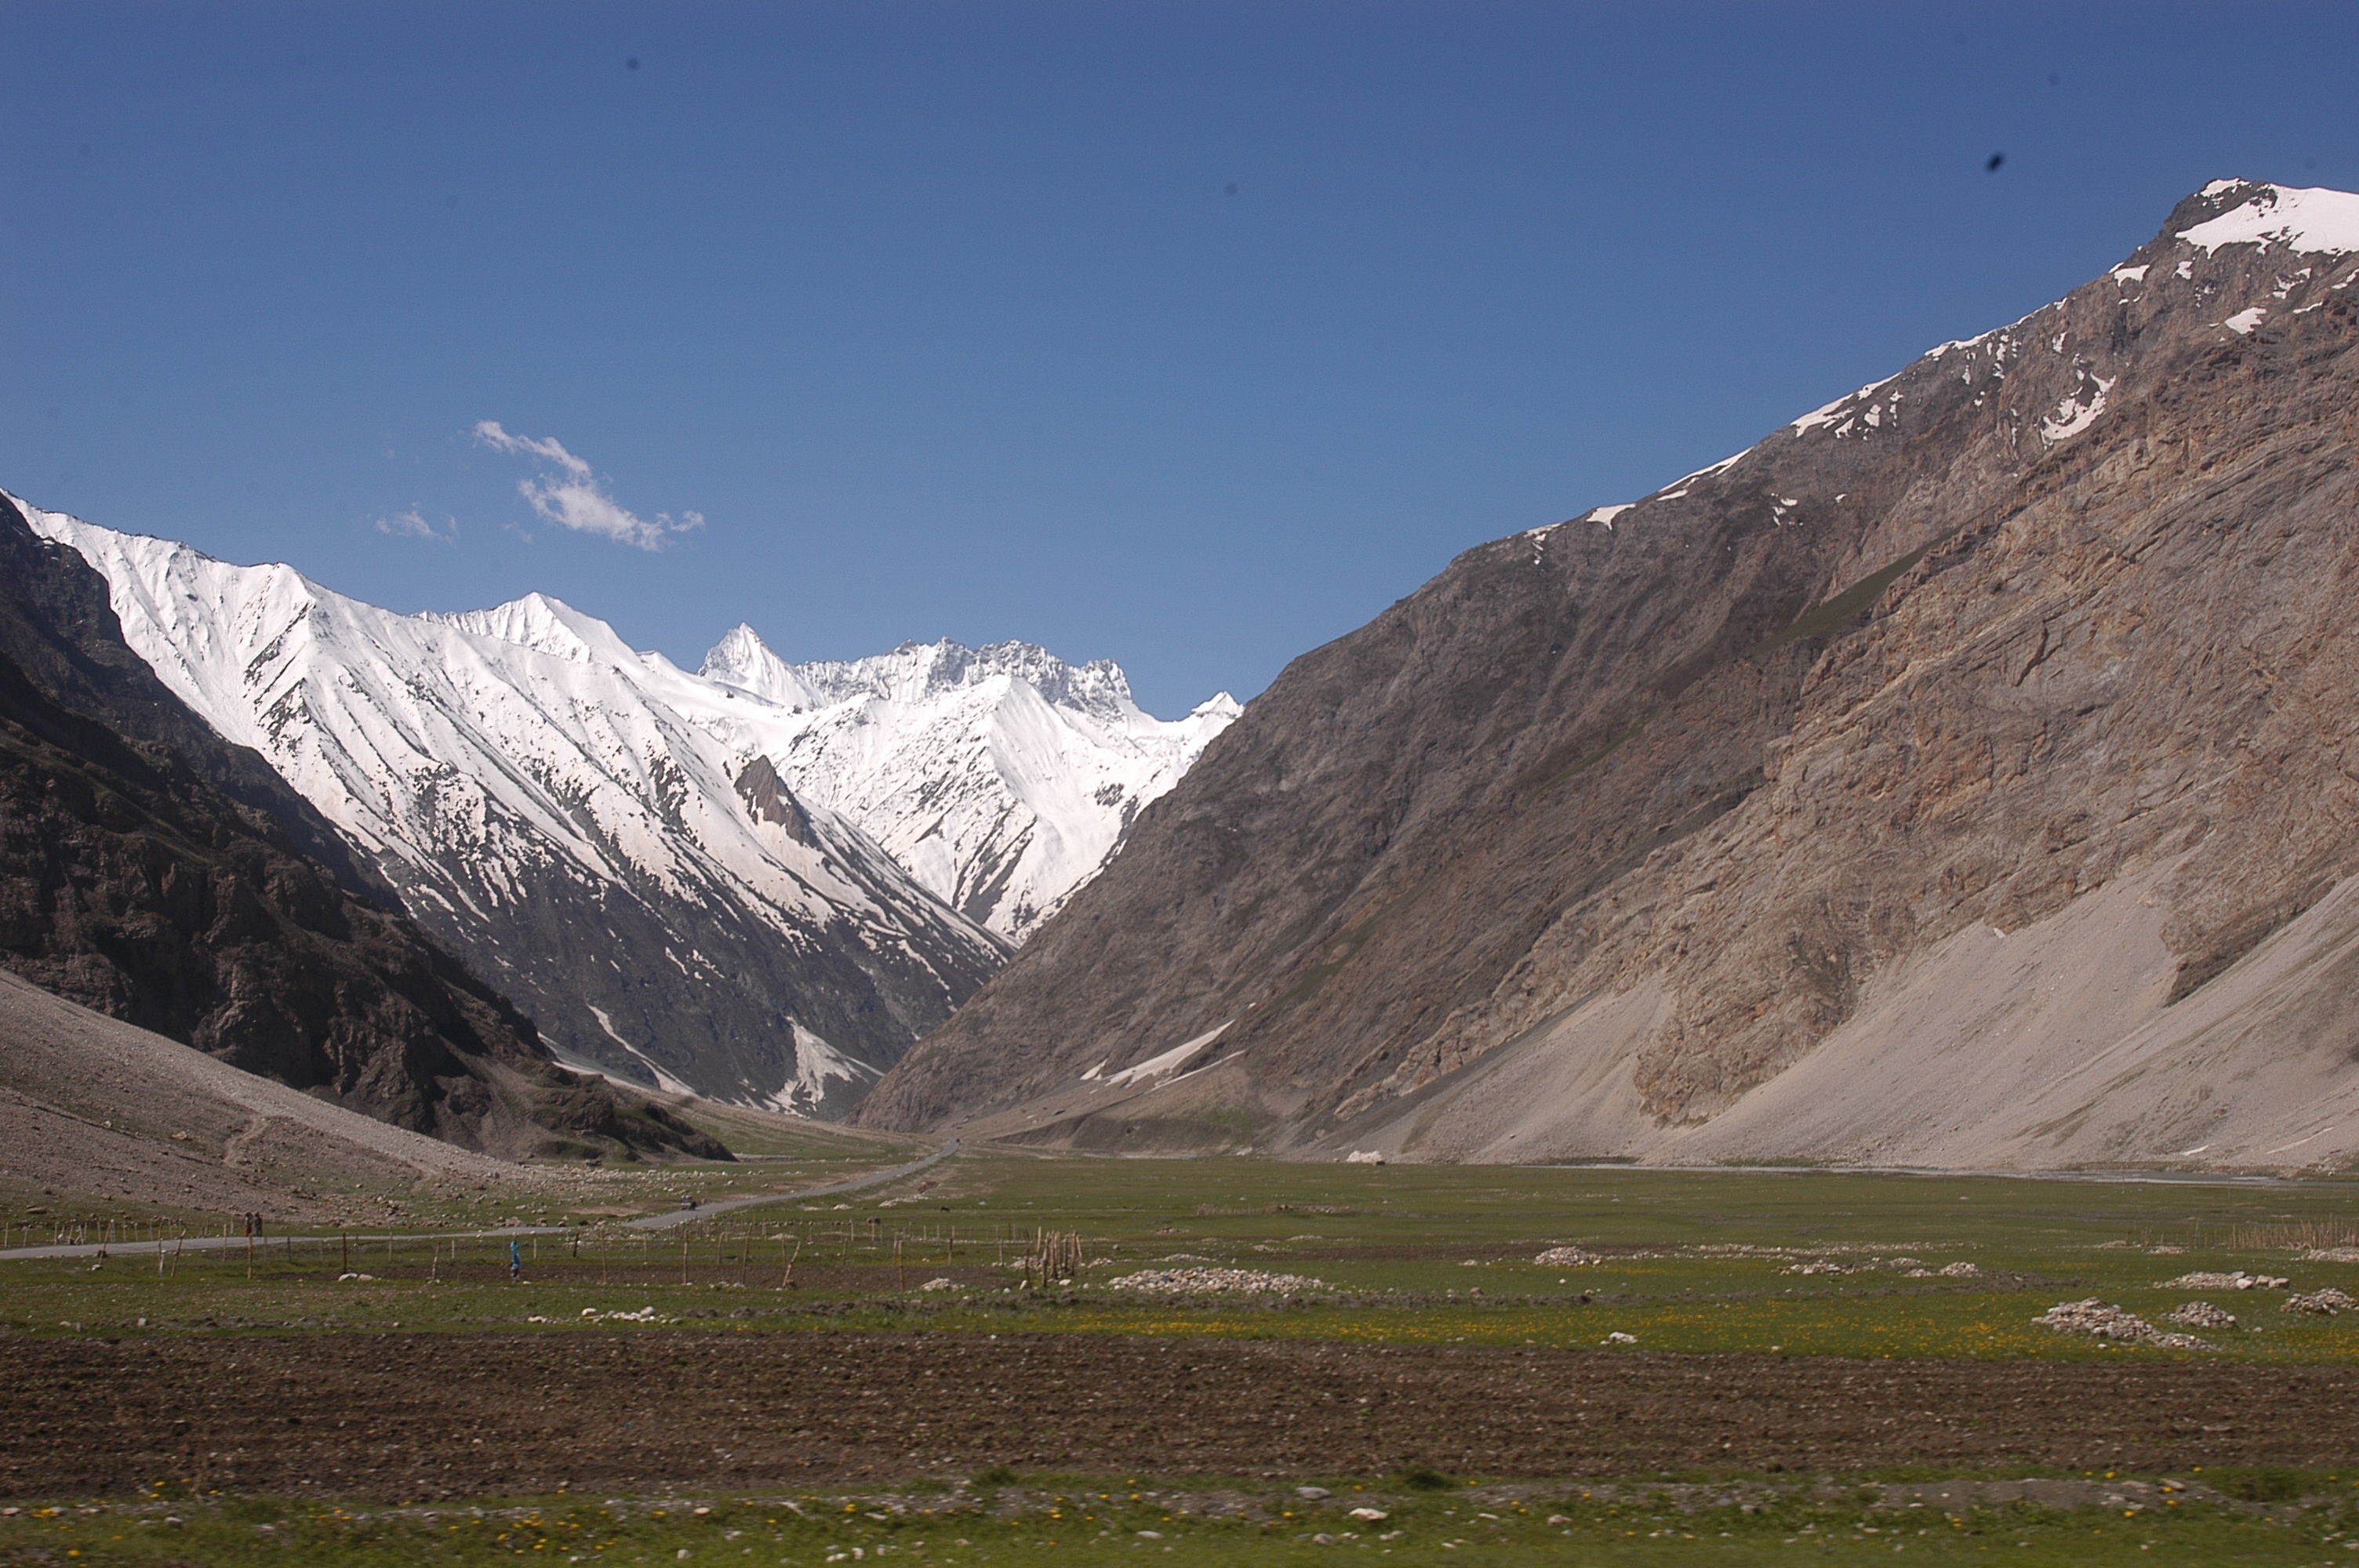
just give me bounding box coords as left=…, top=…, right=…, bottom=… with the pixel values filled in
left=9, top=1155, right=2359, bottom=1362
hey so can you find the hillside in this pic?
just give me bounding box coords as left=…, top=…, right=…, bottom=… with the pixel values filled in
left=0, top=966, right=532, bottom=1218
left=855, top=180, right=2359, bottom=1174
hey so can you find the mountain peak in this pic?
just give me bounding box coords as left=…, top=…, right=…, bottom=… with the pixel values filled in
left=431, top=592, right=639, bottom=668
left=703, top=628, right=1157, bottom=721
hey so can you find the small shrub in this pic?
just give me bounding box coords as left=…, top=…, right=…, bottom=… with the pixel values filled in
left=1394, top=1466, right=1455, bottom=1491
left=972, top=1465, right=1019, bottom=1487
left=2210, top=1466, right=2306, bottom=1502
left=218, top=1497, right=287, bottom=1524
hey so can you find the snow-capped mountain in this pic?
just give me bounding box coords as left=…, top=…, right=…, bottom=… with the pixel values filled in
left=20, top=503, right=1010, bottom=1115
left=700, top=629, right=1240, bottom=939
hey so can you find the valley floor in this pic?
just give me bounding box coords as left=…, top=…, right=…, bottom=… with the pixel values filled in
left=8, top=1155, right=2359, bottom=1563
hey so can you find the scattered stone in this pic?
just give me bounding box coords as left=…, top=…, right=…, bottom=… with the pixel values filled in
left=1532, top=1247, right=1598, bottom=1267
left=1107, top=1268, right=1330, bottom=1295
left=2034, top=1298, right=2214, bottom=1351
left=2299, top=1247, right=2359, bottom=1263
left=2159, top=1271, right=2287, bottom=1290
left=919, top=1278, right=962, bottom=1292
left=1343, top=1150, right=1387, bottom=1165
left=1936, top=1261, right=1981, bottom=1278
left=1604, top=1331, right=1638, bottom=1345
left=2282, top=1288, right=2358, bottom=1316
left=1296, top=1486, right=1331, bottom=1500
left=1348, top=1508, right=1389, bottom=1521
left=2163, top=1301, right=2237, bottom=1328
left=335, top=1272, right=376, bottom=1282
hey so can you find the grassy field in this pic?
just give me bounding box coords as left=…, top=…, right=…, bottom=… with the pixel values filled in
left=8, top=1474, right=2359, bottom=1566
left=8, top=1154, right=2358, bottom=1360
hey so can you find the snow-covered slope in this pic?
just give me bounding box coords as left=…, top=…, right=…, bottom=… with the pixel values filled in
left=20, top=503, right=1010, bottom=1115
left=702, top=630, right=1239, bottom=939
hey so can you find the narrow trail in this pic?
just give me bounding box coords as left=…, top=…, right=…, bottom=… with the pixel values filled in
left=0, top=1142, right=956, bottom=1262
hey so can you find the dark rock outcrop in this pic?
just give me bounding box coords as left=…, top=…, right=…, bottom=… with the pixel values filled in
left=0, top=503, right=726, bottom=1161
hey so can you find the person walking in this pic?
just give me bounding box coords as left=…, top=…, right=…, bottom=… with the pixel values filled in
left=509, top=1238, right=523, bottom=1283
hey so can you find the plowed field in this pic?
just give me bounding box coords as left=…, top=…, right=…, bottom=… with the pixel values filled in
left=6, top=1330, right=2357, bottom=1501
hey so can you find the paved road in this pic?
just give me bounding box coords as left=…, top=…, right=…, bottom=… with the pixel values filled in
left=0, top=1142, right=957, bottom=1263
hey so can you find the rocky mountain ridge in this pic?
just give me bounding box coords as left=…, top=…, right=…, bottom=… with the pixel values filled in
left=701, top=628, right=1238, bottom=939
left=853, top=180, right=2359, bottom=1174
left=27, top=510, right=1234, bottom=1112
left=0, top=499, right=721, bottom=1160
left=20, top=514, right=1010, bottom=1115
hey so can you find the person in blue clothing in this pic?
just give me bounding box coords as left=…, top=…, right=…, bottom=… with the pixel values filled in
left=509, top=1239, right=523, bottom=1282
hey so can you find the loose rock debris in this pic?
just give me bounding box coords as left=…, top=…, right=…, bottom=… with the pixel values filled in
left=1107, top=1268, right=1330, bottom=1294
left=2281, top=1288, right=2357, bottom=1316
left=1532, top=1247, right=1600, bottom=1267
left=2035, top=1299, right=2215, bottom=1351
left=2163, top=1301, right=2238, bottom=1329
left=2159, top=1271, right=2288, bottom=1290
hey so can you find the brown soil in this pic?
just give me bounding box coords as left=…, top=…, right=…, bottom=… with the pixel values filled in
left=5, top=1330, right=2357, bottom=1501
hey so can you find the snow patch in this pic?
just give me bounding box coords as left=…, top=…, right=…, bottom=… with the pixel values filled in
left=2179, top=182, right=2359, bottom=256
left=2039, top=375, right=2115, bottom=445
left=1790, top=373, right=1899, bottom=437
left=2223, top=307, right=2268, bottom=335
left=1663, top=450, right=1747, bottom=491
left=1103, top=1022, right=1231, bottom=1088
left=587, top=1007, right=701, bottom=1098
left=774, top=1023, right=881, bottom=1113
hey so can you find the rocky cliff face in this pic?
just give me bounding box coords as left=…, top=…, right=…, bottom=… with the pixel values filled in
left=856, top=180, right=2359, bottom=1173
left=0, top=502, right=725, bottom=1160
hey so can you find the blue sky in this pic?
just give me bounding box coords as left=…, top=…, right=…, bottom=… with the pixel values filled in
left=7, top=3, right=2355, bottom=715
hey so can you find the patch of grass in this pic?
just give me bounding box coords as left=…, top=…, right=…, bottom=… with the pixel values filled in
left=2208, top=1466, right=2310, bottom=1502
left=5, top=1475, right=2356, bottom=1566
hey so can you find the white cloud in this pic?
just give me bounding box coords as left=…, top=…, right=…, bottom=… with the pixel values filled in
left=471, top=419, right=703, bottom=550
left=376, top=506, right=455, bottom=543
